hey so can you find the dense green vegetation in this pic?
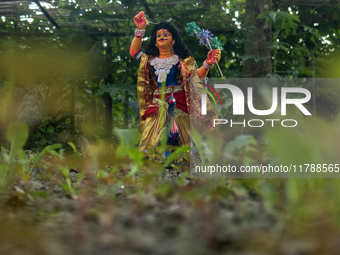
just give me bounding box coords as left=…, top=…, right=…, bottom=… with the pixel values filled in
left=1, top=0, right=340, bottom=147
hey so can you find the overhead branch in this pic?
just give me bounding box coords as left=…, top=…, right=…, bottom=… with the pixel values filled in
left=33, top=0, right=60, bottom=29
left=143, top=0, right=156, bottom=23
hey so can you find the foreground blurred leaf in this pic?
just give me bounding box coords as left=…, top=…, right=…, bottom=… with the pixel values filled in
left=6, top=121, right=29, bottom=163
left=114, top=128, right=141, bottom=149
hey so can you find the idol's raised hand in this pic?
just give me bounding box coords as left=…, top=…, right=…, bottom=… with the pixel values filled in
left=134, top=11, right=147, bottom=29
left=206, top=49, right=221, bottom=65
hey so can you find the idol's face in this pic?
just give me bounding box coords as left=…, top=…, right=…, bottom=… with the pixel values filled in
left=155, top=29, right=174, bottom=49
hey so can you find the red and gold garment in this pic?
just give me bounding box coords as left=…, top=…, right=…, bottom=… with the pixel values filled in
left=137, top=53, right=216, bottom=151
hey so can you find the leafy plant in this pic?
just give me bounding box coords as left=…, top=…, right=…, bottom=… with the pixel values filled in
left=0, top=121, right=62, bottom=190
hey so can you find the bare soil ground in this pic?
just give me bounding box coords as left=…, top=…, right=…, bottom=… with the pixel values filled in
left=0, top=168, right=338, bottom=255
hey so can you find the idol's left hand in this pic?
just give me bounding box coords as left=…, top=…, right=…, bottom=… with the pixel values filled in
left=206, top=49, right=221, bottom=65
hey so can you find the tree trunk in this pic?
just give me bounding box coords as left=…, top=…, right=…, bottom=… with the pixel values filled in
left=124, top=91, right=129, bottom=129
left=104, top=39, right=113, bottom=138
left=244, top=0, right=272, bottom=77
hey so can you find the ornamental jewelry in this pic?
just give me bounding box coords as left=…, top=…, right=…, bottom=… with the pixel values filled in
left=203, top=60, right=214, bottom=70
left=134, top=28, right=145, bottom=37
left=150, top=55, right=178, bottom=83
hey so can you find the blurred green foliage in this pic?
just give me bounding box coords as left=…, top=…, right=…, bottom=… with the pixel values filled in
left=1, top=2, right=340, bottom=249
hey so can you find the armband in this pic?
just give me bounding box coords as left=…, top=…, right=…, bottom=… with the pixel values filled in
left=134, top=51, right=143, bottom=60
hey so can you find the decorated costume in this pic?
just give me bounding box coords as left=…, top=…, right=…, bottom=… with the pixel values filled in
left=137, top=53, right=192, bottom=151
left=130, top=12, right=220, bottom=154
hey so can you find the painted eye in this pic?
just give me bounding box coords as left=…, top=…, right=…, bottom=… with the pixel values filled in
left=157, top=34, right=162, bottom=38
left=164, top=33, right=169, bottom=37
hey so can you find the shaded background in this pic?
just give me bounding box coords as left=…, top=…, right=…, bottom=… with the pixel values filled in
left=1, top=0, right=340, bottom=149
